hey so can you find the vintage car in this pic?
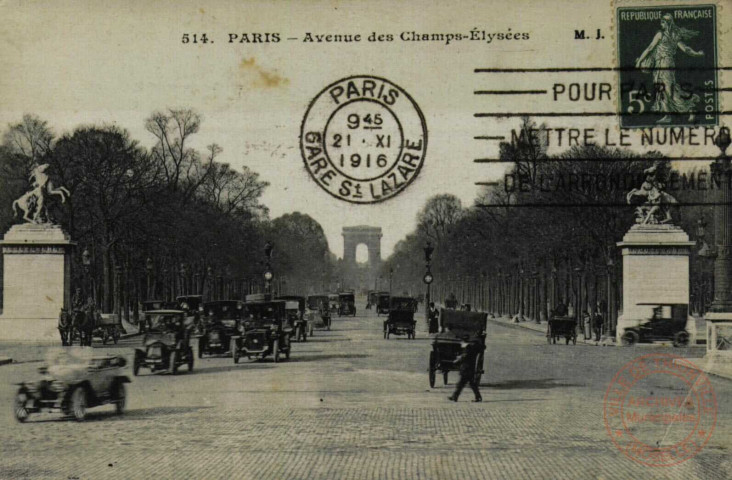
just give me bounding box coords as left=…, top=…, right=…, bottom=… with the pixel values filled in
left=198, top=300, right=243, bottom=357
left=376, top=292, right=391, bottom=316
left=338, top=291, right=357, bottom=316
left=617, top=303, right=695, bottom=347
left=14, top=348, right=130, bottom=422
left=133, top=310, right=194, bottom=375
left=231, top=300, right=292, bottom=363
left=383, top=296, right=417, bottom=339
left=428, top=309, right=487, bottom=388
left=307, top=295, right=331, bottom=330
left=176, top=295, right=204, bottom=328
left=277, top=295, right=309, bottom=342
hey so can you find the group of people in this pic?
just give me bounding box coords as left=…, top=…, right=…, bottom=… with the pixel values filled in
left=551, top=301, right=606, bottom=341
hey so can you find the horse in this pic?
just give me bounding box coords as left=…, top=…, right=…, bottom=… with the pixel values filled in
left=58, top=309, right=72, bottom=346
left=72, top=309, right=95, bottom=346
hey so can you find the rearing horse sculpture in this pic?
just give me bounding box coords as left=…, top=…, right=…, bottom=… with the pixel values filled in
left=12, top=164, right=70, bottom=224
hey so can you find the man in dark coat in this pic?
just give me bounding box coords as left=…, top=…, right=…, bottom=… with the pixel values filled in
left=428, top=302, right=439, bottom=334
left=448, top=337, right=482, bottom=402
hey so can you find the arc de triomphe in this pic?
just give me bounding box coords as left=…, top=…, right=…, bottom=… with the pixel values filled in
left=342, top=226, right=382, bottom=291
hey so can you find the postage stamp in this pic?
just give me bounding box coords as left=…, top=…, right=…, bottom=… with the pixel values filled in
left=300, top=75, right=427, bottom=204
left=603, top=353, right=717, bottom=467
left=616, top=4, right=718, bottom=128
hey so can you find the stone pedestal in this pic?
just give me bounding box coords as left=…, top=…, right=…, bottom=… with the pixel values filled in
left=616, top=224, right=695, bottom=343
left=698, top=314, right=732, bottom=379
left=0, top=224, right=74, bottom=342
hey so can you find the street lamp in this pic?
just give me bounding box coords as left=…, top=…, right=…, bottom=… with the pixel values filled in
left=389, top=267, right=394, bottom=295
left=709, top=126, right=732, bottom=312
left=145, top=257, right=153, bottom=300
left=264, top=241, right=274, bottom=295
left=423, top=240, right=434, bottom=326
left=82, top=248, right=93, bottom=306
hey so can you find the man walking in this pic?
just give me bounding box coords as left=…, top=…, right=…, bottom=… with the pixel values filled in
left=448, top=336, right=482, bottom=402
left=428, top=302, right=439, bottom=334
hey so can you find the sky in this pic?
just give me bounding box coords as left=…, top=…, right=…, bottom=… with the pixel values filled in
left=1, top=0, right=728, bottom=259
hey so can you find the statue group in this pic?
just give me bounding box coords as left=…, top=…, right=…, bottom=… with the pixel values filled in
left=626, top=161, right=678, bottom=225
left=12, top=163, right=70, bottom=224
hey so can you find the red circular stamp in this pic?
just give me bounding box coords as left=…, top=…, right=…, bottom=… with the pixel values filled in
left=603, top=353, right=717, bottom=467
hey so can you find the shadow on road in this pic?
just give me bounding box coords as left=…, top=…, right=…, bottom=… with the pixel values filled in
left=481, top=378, right=584, bottom=389
left=287, top=353, right=370, bottom=363
left=20, top=405, right=211, bottom=423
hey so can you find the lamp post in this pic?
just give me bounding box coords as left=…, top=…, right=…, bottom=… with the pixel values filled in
left=145, top=257, right=153, bottom=300
left=423, top=240, right=434, bottom=325
left=709, top=127, right=732, bottom=312
left=264, top=241, right=274, bottom=295
left=82, top=248, right=92, bottom=306
left=389, top=267, right=394, bottom=295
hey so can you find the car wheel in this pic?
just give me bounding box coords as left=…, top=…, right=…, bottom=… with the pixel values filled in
left=429, top=352, right=436, bottom=388
left=14, top=389, right=29, bottom=423
left=69, top=386, right=87, bottom=421
left=168, top=351, right=179, bottom=374
left=621, top=331, right=639, bottom=346
left=273, top=339, right=280, bottom=363
left=113, top=382, right=126, bottom=415
left=673, top=331, right=690, bottom=348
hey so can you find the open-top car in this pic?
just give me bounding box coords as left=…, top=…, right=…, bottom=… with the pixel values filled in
left=376, top=292, right=391, bottom=316
left=307, top=295, right=331, bottom=330
left=231, top=300, right=292, bottom=363
left=383, top=296, right=417, bottom=339
left=277, top=295, right=309, bottom=341
left=133, top=310, right=194, bottom=375
left=338, top=291, right=356, bottom=317
left=14, top=348, right=130, bottom=422
left=198, top=300, right=244, bottom=357
left=617, top=303, right=694, bottom=347
left=428, top=309, right=487, bottom=388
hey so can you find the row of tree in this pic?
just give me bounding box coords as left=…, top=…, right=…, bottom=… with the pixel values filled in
left=382, top=119, right=716, bottom=332
left=0, top=112, right=337, bottom=320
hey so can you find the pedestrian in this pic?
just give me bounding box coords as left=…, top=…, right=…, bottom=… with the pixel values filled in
left=428, top=302, right=439, bottom=334
left=448, top=336, right=482, bottom=402
left=582, top=310, right=592, bottom=340
left=593, top=307, right=605, bottom=342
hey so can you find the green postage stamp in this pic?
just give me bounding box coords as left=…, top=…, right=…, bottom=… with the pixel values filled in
left=617, top=4, right=718, bottom=128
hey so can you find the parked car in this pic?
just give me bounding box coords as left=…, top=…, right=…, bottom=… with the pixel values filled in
left=14, top=348, right=130, bottom=422
left=376, top=293, right=391, bottom=316
left=277, top=295, right=309, bottom=342
left=338, top=291, right=356, bottom=316
left=231, top=300, right=292, bottom=363
left=617, top=303, right=694, bottom=347
left=198, top=300, right=243, bottom=357
left=383, top=296, right=417, bottom=339
left=429, top=309, right=487, bottom=388
left=133, top=310, right=194, bottom=375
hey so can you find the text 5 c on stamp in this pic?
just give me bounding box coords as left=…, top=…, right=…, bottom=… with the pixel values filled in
left=300, top=75, right=427, bottom=204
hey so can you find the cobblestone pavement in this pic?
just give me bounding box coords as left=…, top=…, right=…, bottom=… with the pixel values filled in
left=0, top=306, right=729, bottom=479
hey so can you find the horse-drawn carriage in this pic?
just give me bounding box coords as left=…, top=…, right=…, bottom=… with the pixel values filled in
left=428, top=309, right=487, bottom=388
left=546, top=316, right=577, bottom=345
left=59, top=305, right=119, bottom=346
left=92, top=314, right=122, bottom=345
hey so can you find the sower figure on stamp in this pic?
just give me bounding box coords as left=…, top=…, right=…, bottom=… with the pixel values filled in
left=448, top=335, right=482, bottom=403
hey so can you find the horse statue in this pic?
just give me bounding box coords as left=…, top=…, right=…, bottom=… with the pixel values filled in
left=58, top=308, right=72, bottom=346
left=12, top=164, right=70, bottom=224
left=626, top=161, right=678, bottom=225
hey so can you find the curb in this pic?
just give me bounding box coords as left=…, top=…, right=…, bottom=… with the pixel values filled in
left=486, top=317, right=612, bottom=346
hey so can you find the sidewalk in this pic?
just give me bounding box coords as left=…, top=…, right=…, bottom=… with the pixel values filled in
left=0, top=318, right=140, bottom=366
left=486, top=314, right=613, bottom=346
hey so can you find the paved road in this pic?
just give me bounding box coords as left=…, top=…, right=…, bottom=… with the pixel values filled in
left=0, top=306, right=729, bottom=479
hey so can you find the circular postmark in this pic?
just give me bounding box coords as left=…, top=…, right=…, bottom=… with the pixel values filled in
left=603, top=353, right=717, bottom=467
left=300, top=75, right=427, bottom=204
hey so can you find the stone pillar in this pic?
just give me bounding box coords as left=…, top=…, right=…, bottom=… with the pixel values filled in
left=0, top=224, right=74, bottom=342
left=616, top=224, right=695, bottom=344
